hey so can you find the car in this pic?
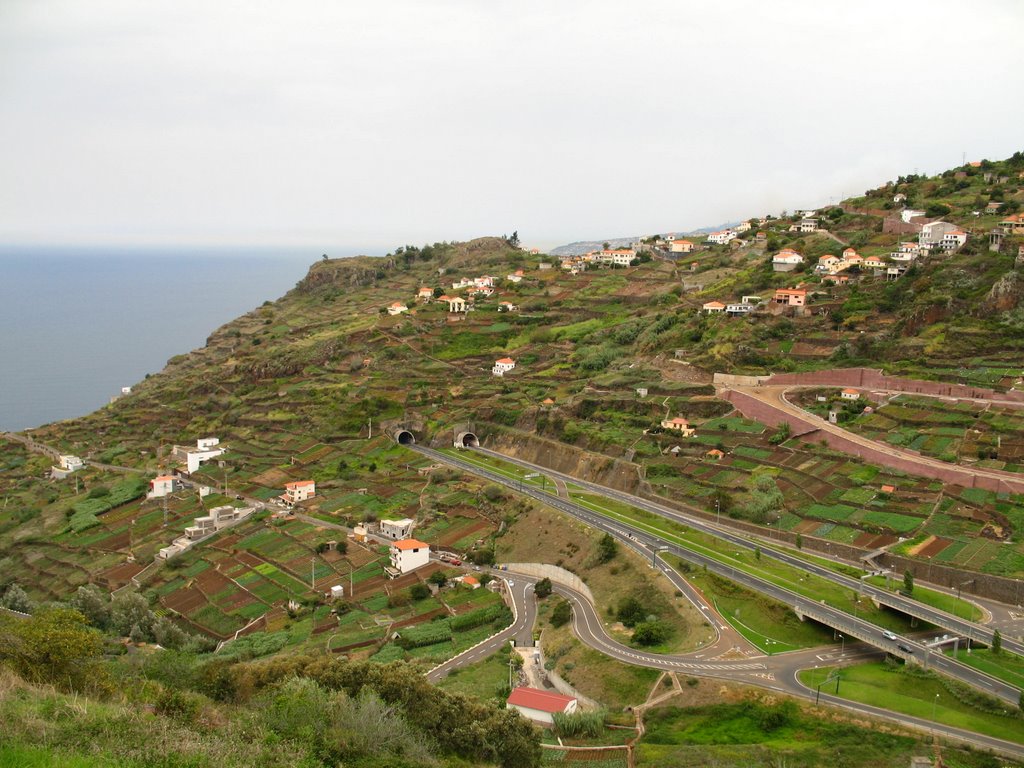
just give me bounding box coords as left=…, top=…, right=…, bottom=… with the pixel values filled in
left=882, top=630, right=897, bottom=641
left=897, top=643, right=914, bottom=654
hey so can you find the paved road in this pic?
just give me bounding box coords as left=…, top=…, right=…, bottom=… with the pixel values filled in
left=471, top=445, right=1024, bottom=659
left=425, top=577, right=537, bottom=682
left=734, top=384, right=1024, bottom=493
left=410, top=445, right=1022, bottom=708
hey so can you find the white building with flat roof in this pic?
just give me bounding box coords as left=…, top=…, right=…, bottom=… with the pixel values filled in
left=380, top=518, right=415, bottom=540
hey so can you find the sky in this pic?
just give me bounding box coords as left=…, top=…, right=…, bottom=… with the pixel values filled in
left=2, top=1, right=1023, bottom=253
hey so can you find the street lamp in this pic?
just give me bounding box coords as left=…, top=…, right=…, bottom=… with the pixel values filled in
left=838, top=633, right=845, bottom=655
left=931, top=693, right=940, bottom=730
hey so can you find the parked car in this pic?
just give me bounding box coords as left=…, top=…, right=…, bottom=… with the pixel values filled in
left=882, top=630, right=897, bottom=641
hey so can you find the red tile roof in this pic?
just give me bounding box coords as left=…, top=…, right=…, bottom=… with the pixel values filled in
left=286, top=480, right=315, bottom=489
left=496, top=357, right=515, bottom=365
left=507, top=687, right=576, bottom=713
left=393, top=538, right=428, bottom=551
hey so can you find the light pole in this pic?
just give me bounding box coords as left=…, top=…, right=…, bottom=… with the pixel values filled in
left=838, top=633, right=845, bottom=655
left=931, top=693, right=939, bottom=730
left=715, top=497, right=721, bottom=526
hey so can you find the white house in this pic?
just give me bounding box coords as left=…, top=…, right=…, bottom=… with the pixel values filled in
left=473, top=276, right=496, bottom=288
left=120, top=386, right=133, bottom=395
left=863, top=256, right=886, bottom=270
left=507, top=687, right=578, bottom=725
left=670, top=239, right=695, bottom=253
left=706, top=230, right=736, bottom=245
left=387, top=301, right=409, bottom=316
left=788, top=218, right=818, bottom=233
left=148, top=475, right=179, bottom=498
left=186, top=439, right=225, bottom=474
left=920, top=221, right=961, bottom=249
left=816, top=255, right=840, bottom=273
left=59, top=455, right=84, bottom=472
left=660, top=417, right=695, bottom=437
left=772, top=249, right=804, bottom=272
left=893, top=193, right=907, bottom=203
left=389, top=538, right=430, bottom=575
left=840, top=388, right=860, bottom=401
left=702, top=301, right=725, bottom=314
left=417, top=287, right=434, bottom=301
left=492, top=357, right=516, bottom=376
left=498, top=301, right=518, bottom=312
left=330, top=585, right=345, bottom=600
left=281, top=480, right=316, bottom=505
left=726, top=303, right=755, bottom=315
left=506, top=270, right=525, bottom=283
left=380, top=518, right=415, bottom=540
left=901, top=209, right=926, bottom=223
left=939, top=229, right=968, bottom=251
left=733, top=221, right=752, bottom=233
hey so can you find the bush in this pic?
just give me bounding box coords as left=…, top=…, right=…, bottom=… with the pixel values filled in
left=550, top=600, right=571, bottom=628
left=632, top=620, right=671, bottom=646
left=534, top=578, right=552, bottom=598
left=596, top=533, right=618, bottom=564
left=552, top=710, right=605, bottom=738
left=409, top=583, right=430, bottom=601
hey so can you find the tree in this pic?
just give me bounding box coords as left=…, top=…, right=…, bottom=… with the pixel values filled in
left=795, top=533, right=803, bottom=550
left=903, top=570, right=914, bottom=595
left=0, top=583, right=35, bottom=614
left=0, top=607, right=106, bottom=692
left=992, top=628, right=1002, bottom=655
left=69, top=584, right=110, bottom=629
left=597, top=533, right=618, bottom=564
left=508, top=231, right=520, bottom=248
left=152, top=616, right=189, bottom=649
left=534, top=578, right=553, bottom=598
left=616, top=596, right=646, bottom=628
left=632, top=620, right=671, bottom=646
left=409, top=583, right=430, bottom=601
left=428, top=571, right=448, bottom=588
left=550, top=600, right=571, bottom=628
left=110, top=591, right=155, bottom=640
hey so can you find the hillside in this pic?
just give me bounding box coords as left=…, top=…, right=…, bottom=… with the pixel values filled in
left=2, top=153, right=1024, bottom=768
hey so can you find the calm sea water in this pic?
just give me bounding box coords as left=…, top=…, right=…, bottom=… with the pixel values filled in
left=0, top=246, right=339, bottom=432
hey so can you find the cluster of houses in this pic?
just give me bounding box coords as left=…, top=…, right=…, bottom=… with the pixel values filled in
left=701, top=296, right=764, bottom=316
left=560, top=248, right=638, bottom=274
left=390, top=271, right=527, bottom=316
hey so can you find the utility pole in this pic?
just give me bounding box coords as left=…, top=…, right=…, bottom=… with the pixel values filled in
left=162, top=495, right=168, bottom=528
left=311, top=557, right=316, bottom=592
left=368, top=418, right=372, bottom=439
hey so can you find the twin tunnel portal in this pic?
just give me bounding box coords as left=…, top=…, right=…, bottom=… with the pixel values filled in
left=393, top=429, right=478, bottom=448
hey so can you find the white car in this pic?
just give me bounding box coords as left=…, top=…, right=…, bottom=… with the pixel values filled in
left=882, top=630, right=897, bottom=641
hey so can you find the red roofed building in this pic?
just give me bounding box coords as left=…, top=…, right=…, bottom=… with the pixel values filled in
left=670, top=239, right=695, bottom=253
left=282, top=480, right=316, bottom=505
left=840, top=388, right=860, bottom=400
left=773, top=288, right=807, bottom=307
left=660, top=417, right=695, bottom=437
left=389, top=538, right=430, bottom=575
left=492, top=357, right=516, bottom=376
left=507, top=687, right=578, bottom=724
left=702, top=301, right=725, bottom=313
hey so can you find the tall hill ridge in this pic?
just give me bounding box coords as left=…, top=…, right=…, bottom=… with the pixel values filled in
left=21, top=152, right=1024, bottom=458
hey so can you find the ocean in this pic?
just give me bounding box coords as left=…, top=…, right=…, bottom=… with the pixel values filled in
left=0, top=246, right=339, bottom=432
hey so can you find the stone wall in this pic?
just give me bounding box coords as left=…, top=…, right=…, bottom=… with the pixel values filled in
left=764, top=367, right=1024, bottom=404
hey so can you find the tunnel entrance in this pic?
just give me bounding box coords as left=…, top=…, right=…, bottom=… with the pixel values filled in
left=396, top=430, right=415, bottom=445
left=456, top=432, right=479, bottom=448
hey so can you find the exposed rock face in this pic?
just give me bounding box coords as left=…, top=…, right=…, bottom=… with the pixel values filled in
left=297, top=256, right=397, bottom=294
left=981, top=271, right=1024, bottom=315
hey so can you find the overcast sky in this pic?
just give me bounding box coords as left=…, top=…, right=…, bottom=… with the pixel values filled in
left=2, top=1, right=1023, bottom=253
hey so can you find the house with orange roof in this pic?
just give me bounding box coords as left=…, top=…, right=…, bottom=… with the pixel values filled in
left=939, top=229, right=968, bottom=251
left=541, top=397, right=555, bottom=406
left=702, top=300, right=725, bottom=314
left=417, top=287, right=434, bottom=301
left=498, top=301, right=518, bottom=312
left=459, top=575, right=481, bottom=589
left=863, top=256, right=886, bottom=270
left=773, top=287, right=807, bottom=307
left=507, top=687, right=578, bottom=725
left=816, top=254, right=840, bottom=272
left=670, top=239, right=695, bottom=253
left=706, top=449, right=724, bottom=460
left=660, top=417, right=695, bottom=437
left=822, top=273, right=849, bottom=286
left=1000, top=213, right=1024, bottom=234
left=772, top=249, right=804, bottom=272
left=840, top=388, right=860, bottom=401
left=492, top=357, right=516, bottom=376
left=506, top=269, right=525, bottom=283
left=282, top=480, right=316, bottom=505
left=148, top=475, right=180, bottom=498
left=388, top=538, right=430, bottom=575
left=880, top=484, right=896, bottom=494
left=387, top=301, right=409, bottom=316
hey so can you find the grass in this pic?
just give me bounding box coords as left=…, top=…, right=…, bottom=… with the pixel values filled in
left=435, top=647, right=511, bottom=702
left=797, top=661, right=1024, bottom=745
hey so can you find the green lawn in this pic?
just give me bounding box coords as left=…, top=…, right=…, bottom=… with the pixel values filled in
left=797, top=661, right=1024, bottom=744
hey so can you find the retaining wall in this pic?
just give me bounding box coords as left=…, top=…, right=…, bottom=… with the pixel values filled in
left=764, top=368, right=1024, bottom=404
left=502, top=563, right=595, bottom=605
left=720, top=389, right=1024, bottom=495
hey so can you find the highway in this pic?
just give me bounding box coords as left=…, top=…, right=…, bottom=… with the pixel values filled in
left=471, top=445, right=1024, bottom=658
left=409, top=444, right=1022, bottom=709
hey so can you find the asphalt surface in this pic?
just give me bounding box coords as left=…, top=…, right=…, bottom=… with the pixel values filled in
left=410, top=444, right=1024, bottom=759
left=470, top=444, right=1024, bottom=659
left=425, top=577, right=537, bottom=682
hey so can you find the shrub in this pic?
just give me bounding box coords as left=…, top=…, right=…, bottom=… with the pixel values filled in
left=550, top=600, right=571, bottom=628
left=552, top=710, right=605, bottom=738
left=632, top=620, right=672, bottom=646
